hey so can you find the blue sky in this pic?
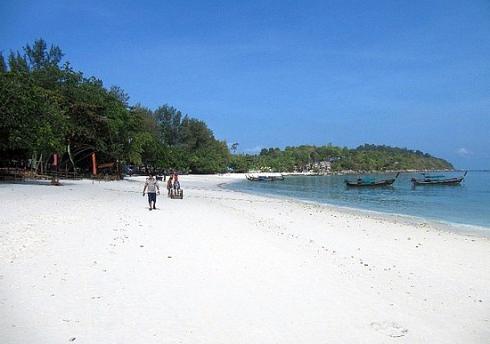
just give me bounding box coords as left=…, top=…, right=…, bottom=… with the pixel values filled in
left=1, top=0, right=489, bottom=168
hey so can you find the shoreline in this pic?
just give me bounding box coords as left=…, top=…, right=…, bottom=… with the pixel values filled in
left=220, top=175, right=490, bottom=238
left=4, top=174, right=489, bottom=237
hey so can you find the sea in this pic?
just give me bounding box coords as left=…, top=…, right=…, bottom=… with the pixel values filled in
left=225, top=171, right=490, bottom=234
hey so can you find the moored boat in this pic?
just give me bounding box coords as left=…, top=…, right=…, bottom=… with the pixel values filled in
left=411, top=171, right=467, bottom=185
left=345, top=172, right=400, bottom=187
left=245, top=173, right=285, bottom=182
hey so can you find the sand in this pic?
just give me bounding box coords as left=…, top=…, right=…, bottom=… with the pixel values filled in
left=1, top=175, right=489, bottom=343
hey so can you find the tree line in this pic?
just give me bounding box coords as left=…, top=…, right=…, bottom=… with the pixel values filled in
left=0, top=39, right=453, bottom=175
left=230, top=144, right=453, bottom=173
left=0, top=39, right=230, bottom=174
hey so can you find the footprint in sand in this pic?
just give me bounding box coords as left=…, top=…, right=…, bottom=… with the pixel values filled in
left=370, top=321, right=408, bottom=338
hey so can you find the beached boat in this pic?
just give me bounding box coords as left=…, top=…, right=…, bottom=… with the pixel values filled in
left=245, top=173, right=285, bottom=182
left=345, top=172, right=400, bottom=187
left=411, top=171, right=467, bottom=185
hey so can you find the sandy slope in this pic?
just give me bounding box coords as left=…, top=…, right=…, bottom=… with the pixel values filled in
left=0, top=175, right=489, bottom=343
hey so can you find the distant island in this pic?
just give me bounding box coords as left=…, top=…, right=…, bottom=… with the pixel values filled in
left=1, top=40, right=453, bottom=176
left=230, top=144, right=453, bottom=174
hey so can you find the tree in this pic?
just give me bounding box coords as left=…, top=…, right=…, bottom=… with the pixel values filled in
left=109, top=86, right=130, bottom=108
left=125, top=105, right=162, bottom=166
left=0, top=53, right=6, bottom=73
left=0, top=71, right=66, bottom=158
left=154, top=105, right=183, bottom=146
left=24, top=39, right=63, bottom=70
left=8, top=51, right=29, bottom=73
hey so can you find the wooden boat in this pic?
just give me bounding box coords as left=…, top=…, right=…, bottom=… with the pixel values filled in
left=245, top=173, right=285, bottom=182
left=345, top=172, right=400, bottom=187
left=411, top=171, right=467, bottom=185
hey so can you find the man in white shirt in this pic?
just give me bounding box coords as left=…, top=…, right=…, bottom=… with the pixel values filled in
left=142, top=173, right=160, bottom=210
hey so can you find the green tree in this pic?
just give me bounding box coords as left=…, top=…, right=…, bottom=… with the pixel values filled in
left=0, top=53, right=6, bottom=73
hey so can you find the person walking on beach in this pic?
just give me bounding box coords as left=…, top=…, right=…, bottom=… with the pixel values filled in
left=143, top=173, right=160, bottom=210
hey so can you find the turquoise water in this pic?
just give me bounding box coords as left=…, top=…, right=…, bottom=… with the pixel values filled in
left=226, top=171, right=490, bottom=230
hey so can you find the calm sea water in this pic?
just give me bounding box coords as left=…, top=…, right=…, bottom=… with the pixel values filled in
left=226, top=171, right=490, bottom=231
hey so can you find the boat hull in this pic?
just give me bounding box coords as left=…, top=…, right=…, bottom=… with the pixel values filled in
left=345, top=172, right=400, bottom=187
left=246, top=174, right=285, bottom=182
left=411, top=177, right=464, bottom=185
left=345, top=179, right=396, bottom=187
left=411, top=171, right=467, bottom=185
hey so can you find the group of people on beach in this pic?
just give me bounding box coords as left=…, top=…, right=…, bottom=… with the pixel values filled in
left=142, top=172, right=180, bottom=210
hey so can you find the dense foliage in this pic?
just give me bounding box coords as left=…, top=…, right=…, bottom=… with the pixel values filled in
left=0, top=40, right=230, bottom=174
left=1, top=40, right=453, bottom=175
left=230, top=144, right=453, bottom=173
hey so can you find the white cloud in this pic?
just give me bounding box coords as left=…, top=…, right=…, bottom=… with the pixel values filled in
left=456, top=147, right=472, bottom=156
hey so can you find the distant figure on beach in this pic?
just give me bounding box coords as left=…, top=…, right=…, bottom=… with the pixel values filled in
left=173, top=173, right=180, bottom=190
left=143, top=173, right=160, bottom=210
left=167, top=176, right=173, bottom=196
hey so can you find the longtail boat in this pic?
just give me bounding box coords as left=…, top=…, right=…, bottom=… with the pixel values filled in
left=411, top=171, right=467, bottom=185
left=345, top=172, right=400, bottom=187
left=245, top=173, right=285, bottom=182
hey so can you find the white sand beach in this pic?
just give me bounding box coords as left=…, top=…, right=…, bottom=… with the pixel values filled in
left=1, top=175, right=489, bottom=343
